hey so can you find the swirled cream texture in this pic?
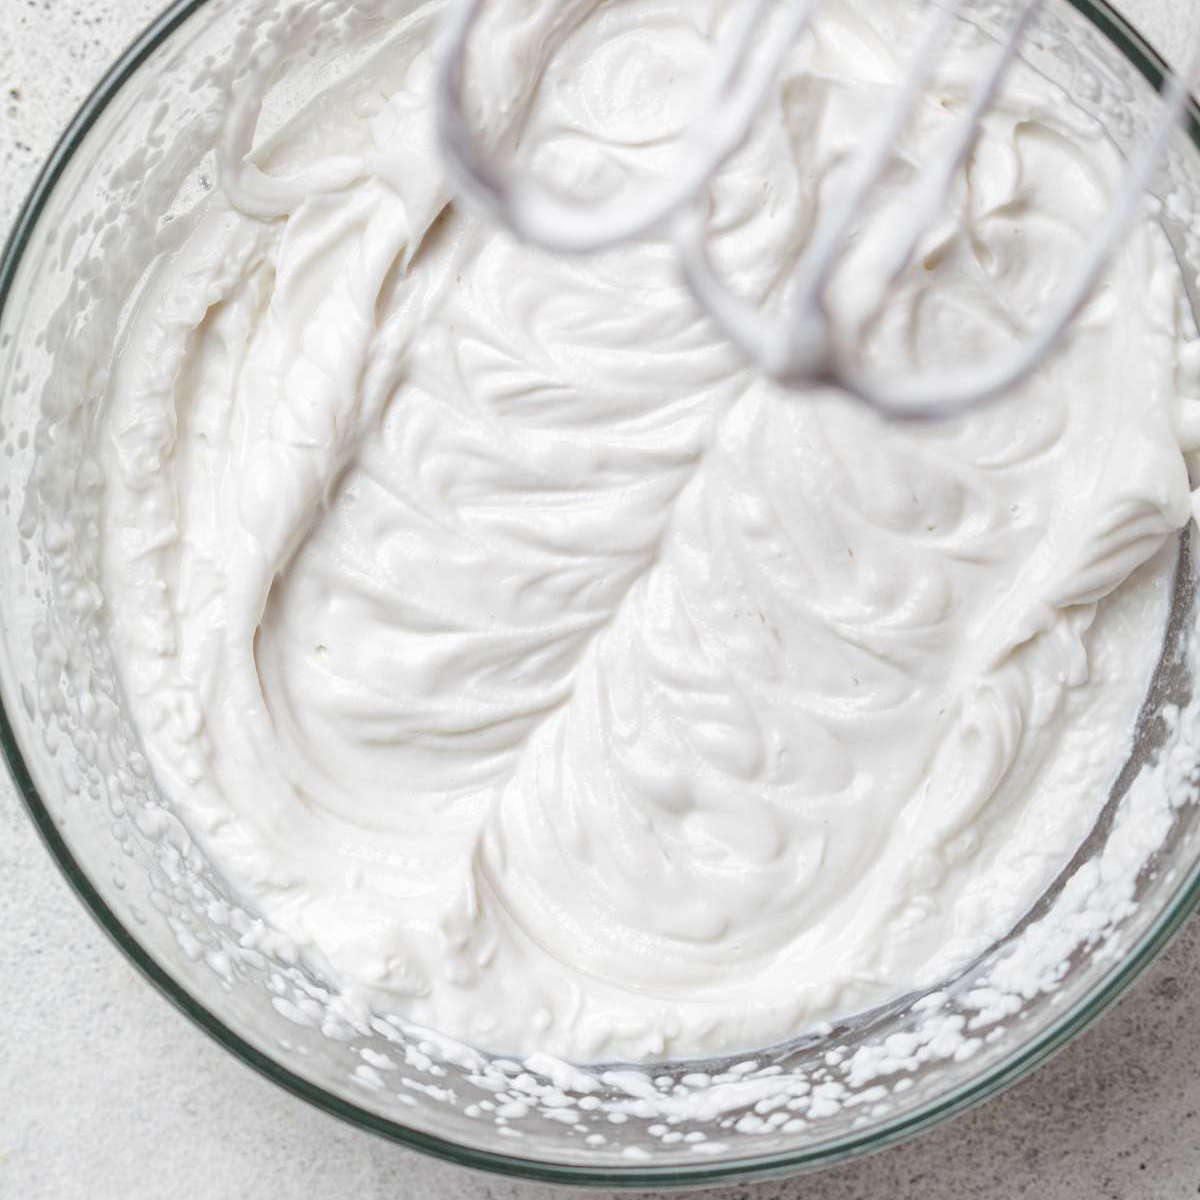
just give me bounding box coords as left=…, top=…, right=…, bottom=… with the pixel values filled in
left=102, top=0, right=1200, bottom=1060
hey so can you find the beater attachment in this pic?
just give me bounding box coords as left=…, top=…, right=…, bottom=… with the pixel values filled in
left=435, top=0, right=1194, bottom=418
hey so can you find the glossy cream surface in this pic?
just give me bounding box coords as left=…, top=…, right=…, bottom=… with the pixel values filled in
left=100, top=0, right=1200, bottom=1059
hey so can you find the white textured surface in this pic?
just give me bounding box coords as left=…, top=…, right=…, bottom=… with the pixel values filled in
left=3, top=1, right=1200, bottom=1197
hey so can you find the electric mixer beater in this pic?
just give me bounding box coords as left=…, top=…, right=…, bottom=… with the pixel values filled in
left=434, top=0, right=1195, bottom=418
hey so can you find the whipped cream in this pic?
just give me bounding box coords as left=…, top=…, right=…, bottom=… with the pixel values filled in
left=99, top=0, right=1200, bottom=1061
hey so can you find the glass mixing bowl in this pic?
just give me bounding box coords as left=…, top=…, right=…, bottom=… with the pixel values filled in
left=5, top=0, right=1200, bottom=1186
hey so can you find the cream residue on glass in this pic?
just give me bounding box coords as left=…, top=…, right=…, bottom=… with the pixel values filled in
left=100, top=0, right=1200, bottom=1061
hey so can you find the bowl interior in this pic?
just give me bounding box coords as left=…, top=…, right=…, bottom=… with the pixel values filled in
left=4, top=0, right=1200, bottom=1185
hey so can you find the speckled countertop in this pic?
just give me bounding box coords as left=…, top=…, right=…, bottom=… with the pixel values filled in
left=4, top=1, right=1200, bottom=1196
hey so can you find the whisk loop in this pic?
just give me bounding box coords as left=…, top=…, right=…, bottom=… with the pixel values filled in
left=435, top=0, right=1196, bottom=419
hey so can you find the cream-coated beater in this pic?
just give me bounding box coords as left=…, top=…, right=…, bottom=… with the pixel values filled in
left=434, top=0, right=1195, bottom=418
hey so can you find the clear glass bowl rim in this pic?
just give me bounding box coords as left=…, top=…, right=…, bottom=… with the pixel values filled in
left=2, top=0, right=1200, bottom=1186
